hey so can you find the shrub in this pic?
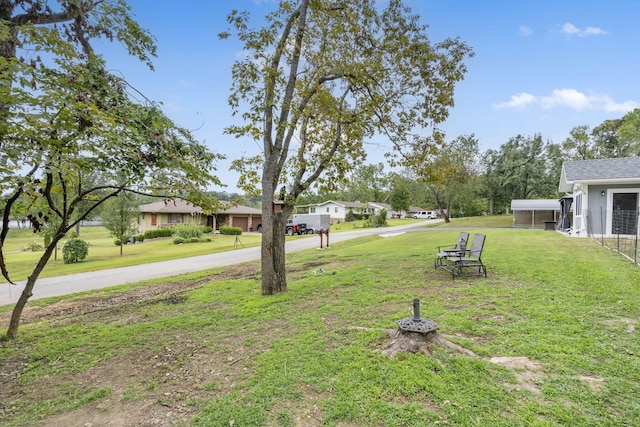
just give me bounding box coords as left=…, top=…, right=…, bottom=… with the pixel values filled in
left=62, top=238, right=89, bottom=264
left=143, top=228, right=174, bottom=239
left=345, top=209, right=355, bottom=222
left=23, top=241, right=44, bottom=252
left=378, top=208, right=388, bottom=224
left=114, top=239, right=121, bottom=246
left=364, top=210, right=388, bottom=228
left=135, top=234, right=145, bottom=242
left=189, top=237, right=200, bottom=243
left=173, top=224, right=202, bottom=240
left=202, top=226, right=213, bottom=234
left=173, top=237, right=184, bottom=244
left=219, top=226, right=242, bottom=235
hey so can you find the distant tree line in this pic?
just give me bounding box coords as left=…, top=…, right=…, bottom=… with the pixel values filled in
left=297, top=108, right=640, bottom=221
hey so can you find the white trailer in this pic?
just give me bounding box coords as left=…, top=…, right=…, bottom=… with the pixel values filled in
left=292, top=214, right=331, bottom=233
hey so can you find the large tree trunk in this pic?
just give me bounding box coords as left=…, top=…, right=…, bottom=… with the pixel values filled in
left=260, top=191, right=291, bottom=295
left=260, top=152, right=295, bottom=295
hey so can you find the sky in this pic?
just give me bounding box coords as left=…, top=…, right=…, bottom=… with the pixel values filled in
left=98, top=0, right=640, bottom=192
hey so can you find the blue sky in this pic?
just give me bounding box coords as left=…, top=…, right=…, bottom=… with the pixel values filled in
left=100, top=0, right=640, bottom=191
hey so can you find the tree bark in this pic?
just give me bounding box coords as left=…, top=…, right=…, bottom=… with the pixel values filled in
left=260, top=189, right=292, bottom=295
left=6, top=234, right=62, bottom=338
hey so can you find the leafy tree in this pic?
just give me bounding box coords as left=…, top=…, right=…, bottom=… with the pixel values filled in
left=342, top=163, right=388, bottom=203
left=0, top=1, right=222, bottom=339
left=221, top=0, right=473, bottom=295
left=388, top=178, right=411, bottom=214
left=102, top=192, right=140, bottom=256
left=416, top=134, right=479, bottom=223
left=591, top=108, right=640, bottom=158
left=481, top=134, right=558, bottom=210
left=563, top=125, right=595, bottom=160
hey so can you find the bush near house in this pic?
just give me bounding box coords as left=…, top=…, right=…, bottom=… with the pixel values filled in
left=143, top=228, right=174, bottom=239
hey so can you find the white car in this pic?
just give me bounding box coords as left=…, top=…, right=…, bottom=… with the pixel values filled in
left=413, top=211, right=437, bottom=219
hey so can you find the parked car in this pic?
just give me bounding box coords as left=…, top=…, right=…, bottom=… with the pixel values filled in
left=413, top=211, right=437, bottom=219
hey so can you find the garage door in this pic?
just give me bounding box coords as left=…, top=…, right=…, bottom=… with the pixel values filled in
left=232, top=217, right=249, bottom=232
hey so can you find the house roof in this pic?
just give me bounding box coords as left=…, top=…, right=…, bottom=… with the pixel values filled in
left=317, top=200, right=368, bottom=208
left=138, top=199, right=261, bottom=216
left=511, top=199, right=560, bottom=211
left=559, top=157, right=640, bottom=192
left=218, top=204, right=261, bottom=215
left=368, top=202, right=393, bottom=210
left=139, top=199, right=202, bottom=214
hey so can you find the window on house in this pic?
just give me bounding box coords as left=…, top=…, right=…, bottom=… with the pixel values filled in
left=310, top=207, right=316, bottom=213
left=326, top=207, right=330, bottom=213
left=167, top=213, right=183, bottom=224
left=335, top=207, right=338, bottom=213
left=151, top=214, right=157, bottom=226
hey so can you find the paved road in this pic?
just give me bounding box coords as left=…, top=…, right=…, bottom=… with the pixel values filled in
left=0, top=221, right=434, bottom=306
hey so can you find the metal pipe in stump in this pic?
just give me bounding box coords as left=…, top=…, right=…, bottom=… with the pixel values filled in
left=413, top=298, right=421, bottom=321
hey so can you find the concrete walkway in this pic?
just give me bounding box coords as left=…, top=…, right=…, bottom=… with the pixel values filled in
left=0, top=221, right=434, bottom=306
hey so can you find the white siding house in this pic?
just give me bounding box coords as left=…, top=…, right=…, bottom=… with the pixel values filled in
left=295, top=200, right=370, bottom=222
left=558, top=157, right=640, bottom=237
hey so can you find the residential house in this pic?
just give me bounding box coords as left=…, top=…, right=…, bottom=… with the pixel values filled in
left=295, top=200, right=370, bottom=222
left=295, top=200, right=428, bottom=221
left=138, top=199, right=263, bottom=233
left=558, top=157, right=640, bottom=237
left=368, top=202, right=399, bottom=218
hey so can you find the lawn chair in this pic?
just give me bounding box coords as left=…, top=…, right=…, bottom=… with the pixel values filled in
left=434, top=231, right=469, bottom=268
left=437, top=233, right=487, bottom=279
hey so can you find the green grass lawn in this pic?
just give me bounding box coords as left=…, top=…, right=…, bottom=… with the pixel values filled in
left=1, top=227, right=639, bottom=426
left=1, top=216, right=507, bottom=282
left=1, top=226, right=263, bottom=282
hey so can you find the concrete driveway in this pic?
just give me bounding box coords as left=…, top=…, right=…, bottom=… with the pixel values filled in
left=0, top=221, right=434, bottom=306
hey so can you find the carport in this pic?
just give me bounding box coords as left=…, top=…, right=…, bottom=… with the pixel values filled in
left=511, top=199, right=561, bottom=228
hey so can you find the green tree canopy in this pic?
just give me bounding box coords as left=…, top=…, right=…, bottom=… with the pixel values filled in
left=221, top=0, right=473, bottom=295
left=0, top=1, right=222, bottom=339
left=482, top=134, right=559, bottom=209
left=416, top=134, right=479, bottom=222
left=102, top=192, right=141, bottom=255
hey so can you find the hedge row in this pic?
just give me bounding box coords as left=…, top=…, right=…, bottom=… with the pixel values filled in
left=143, top=228, right=174, bottom=239
left=219, top=226, right=242, bottom=235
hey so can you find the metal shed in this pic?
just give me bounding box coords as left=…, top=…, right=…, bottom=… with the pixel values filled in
left=511, top=199, right=561, bottom=228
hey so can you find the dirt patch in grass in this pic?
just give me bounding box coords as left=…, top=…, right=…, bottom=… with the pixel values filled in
left=0, top=263, right=261, bottom=427
left=0, top=262, right=260, bottom=326
left=489, top=356, right=545, bottom=394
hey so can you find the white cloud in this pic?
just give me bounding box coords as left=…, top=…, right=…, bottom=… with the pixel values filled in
left=494, top=89, right=639, bottom=113
left=583, top=26, right=607, bottom=36
left=562, top=22, right=607, bottom=37
left=540, top=88, right=592, bottom=110
left=493, top=92, right=536, bottom=109
left=519, top=25, right=532, bottom=37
